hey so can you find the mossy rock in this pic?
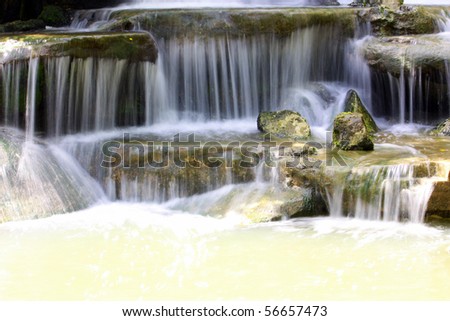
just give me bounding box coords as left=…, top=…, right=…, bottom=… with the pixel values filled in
left=105, top=8, right=357, bottom=39
left=430, top=118, right=450, bottom=136
left=343, top=89, right=378, bottom=134
left=0, top=19, right=45, bottom=33
left=332, top=112, right=374, bottom=151
left=257, top=110, right=311, bottom=140
left=38, top=5, right=70, bottom=27
left=358, top=6, right=437, bottom=37
left=0, top=32, right=158, bottom=63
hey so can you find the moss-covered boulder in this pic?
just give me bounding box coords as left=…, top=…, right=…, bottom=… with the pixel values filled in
left=344, top=89, right=378, bottom=134
left=358, top=6, right=437, bottom=37
left=38, top=5, right=70, bottom=27
left=332, top=112, right=374, bottom=151
left=430, top=118, right=450, bottom=136
left=257, top=110, right=311, bottom=140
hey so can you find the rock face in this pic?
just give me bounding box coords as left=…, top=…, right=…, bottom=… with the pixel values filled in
left=102, top=8, right=356, bottom=39
left=344, top=90, right=378, bottom=134
left=431, top=119, right=450, bottom=136
left=426, top=172, right=450, bottom=219
left=257, top=110, right=311, bottom=140
left=332, top=112, right=374, bottom=151
left=363, top=35, right=450, bottom=77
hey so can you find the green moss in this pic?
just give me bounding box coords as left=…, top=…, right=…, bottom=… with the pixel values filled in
left=333, top=112, right=374, bottom=151
left=107, top=8, right=356, bottom=38
left=0, top=33, right=158, bottom=63
left=344, top=89, right=378, bottom=134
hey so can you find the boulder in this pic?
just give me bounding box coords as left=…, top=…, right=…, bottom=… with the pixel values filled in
left=344, top=89, right=378, bottom=134
left=257, top=110, right=311, bottom=140
left=431, top=118, right=450, bottom=136
left=332, top=112, right=374, bottom=151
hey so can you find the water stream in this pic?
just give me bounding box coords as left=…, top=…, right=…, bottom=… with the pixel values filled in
left=0, top=1, right=449, bottom=300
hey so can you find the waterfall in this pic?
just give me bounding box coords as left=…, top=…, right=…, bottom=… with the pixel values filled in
left=438, top=10, right=450, bottom=32
left=326, top=163, right=446, bottom=223
left=0, top=25, right=351, bottom=136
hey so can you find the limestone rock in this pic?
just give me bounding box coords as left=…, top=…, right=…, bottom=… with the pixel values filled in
left=344, top=89, right=378, bottom=134
left=332, top=112, right=374, bottom=151
left=257, top=110, right=311, bottom=140
left=431, top=118, right=450, bottom=136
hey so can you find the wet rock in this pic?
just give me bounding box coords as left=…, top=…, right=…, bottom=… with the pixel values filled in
left=308, top=82, right=336, bottom=104
left=344, top=89, right=378, bottom=134
left=358, top=6, right=437, bottom=37
left=0, top=32, right=158, bottom=64
left=431, top=118, right=450, bottom=136
left=332, top=112, right=374, bottom=151
left=0, top=127, right=102, bottom=223
left=426, top=179, right=450, bottom=219
left=349, top=0, right=380, bottom=7
left=363, top=34, right=450, bottom=77
left=257, top=110, right=311, bottom=140
left=103, top=8, right=356, bottom=38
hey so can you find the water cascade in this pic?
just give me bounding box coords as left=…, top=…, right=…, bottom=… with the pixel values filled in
left=0, top=4, right=449, bottom=223
left=326, top=163, right=448, bottom=223
left=1, top=0, right=450, bottom=302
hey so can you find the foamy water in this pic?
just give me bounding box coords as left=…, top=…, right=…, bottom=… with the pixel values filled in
left=0, top=203, right=449, bottom=300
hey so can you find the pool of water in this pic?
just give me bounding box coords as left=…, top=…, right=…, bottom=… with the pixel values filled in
left=1, top=203, right=449, bottom=300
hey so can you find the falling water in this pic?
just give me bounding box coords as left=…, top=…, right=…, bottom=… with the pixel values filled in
left=326, top=163, right=445, bottom=223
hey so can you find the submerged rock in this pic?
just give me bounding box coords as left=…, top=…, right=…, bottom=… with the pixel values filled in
left=431, top=118, right=450, bottom=136
left=344, top=89, right=378, bottom=134
left=332, top=112, right=374, bottom=151
left=0, top=128, right=104, bottom=223
left=257, top=110, right=311, bottom=140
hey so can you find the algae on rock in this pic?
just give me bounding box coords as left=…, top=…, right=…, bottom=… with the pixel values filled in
left=332, top=112, right=374, bottom=151
left=257, top=110, right=311, bottom=140
left=344, top=89, right=378, bottom=134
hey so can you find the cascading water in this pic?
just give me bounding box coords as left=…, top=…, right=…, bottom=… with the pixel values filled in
left=1, top=1, right=450, bottom=303
left=326, top=163, right=441, bottom=223
left=1, top=4, right=449, bottom=223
